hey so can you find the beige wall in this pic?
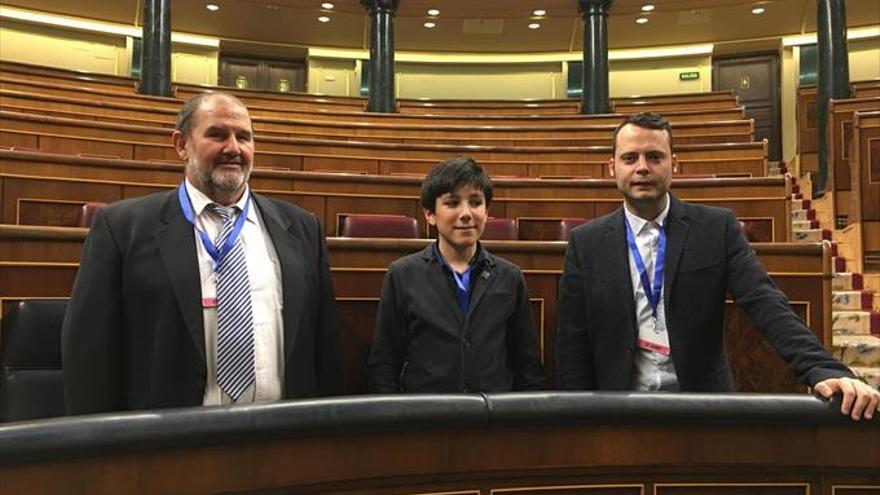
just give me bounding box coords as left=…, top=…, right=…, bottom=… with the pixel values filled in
left=172, top=46, right=219, bottom=86
left=609, top=55, right=713, bottom=97
left=0, top=18, right=218, bottom=84
left=0, top=19, right=128, bottom=75
left=307, top=58, right=358, bottom=96
left=396, top=62, right=562, bottom=100
left=849, top=37, right=880, bottom=82
left=781, top=46, right=800, bottom=164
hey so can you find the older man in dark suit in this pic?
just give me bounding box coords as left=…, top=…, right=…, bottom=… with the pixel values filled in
left=62, top=92, right=342, bottom=414
left=555, top=112, right=879, bottom=421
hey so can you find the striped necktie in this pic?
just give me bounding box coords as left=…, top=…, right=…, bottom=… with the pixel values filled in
left=207, top=203, right=254, bottom=402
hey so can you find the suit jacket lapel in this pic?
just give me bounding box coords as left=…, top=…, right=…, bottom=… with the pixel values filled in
left=605, top=208, right=637, bottom=345
left=663, top=195, right=690, bottom=308
left=154, top=190, right=206, bottom=362
left=421, top=246, right=465, bottom=326
left=254, top=194, right=306, bottom=360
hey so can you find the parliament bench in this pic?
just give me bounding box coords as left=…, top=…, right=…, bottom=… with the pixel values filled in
left=0, top=75, right=748, bottom=125
left=0, top=60, right=138, bottom=94
left=0, top=112, right=770, bottom=178
left=0, top=75, right=740, bottom=122
left=0, top=154, right=792, bottom=240
left=795, top=79, right=880, bottom=171
left=0, top=226, right=833, bottom=396
left=851, top=111, right=880, bottom=272
left=0, top=91, right=757, bottom=147
left=826, top=96, right=880, bottom=223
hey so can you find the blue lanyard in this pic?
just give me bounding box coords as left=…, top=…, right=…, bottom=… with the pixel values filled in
left=178, top=182, right=251, bottom=271
left=624, top=217, right=666, bottom=318
left=433, top=242, right=474, bottom=315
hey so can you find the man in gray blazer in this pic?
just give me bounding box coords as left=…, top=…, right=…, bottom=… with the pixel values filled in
left=555, top=112, right=879, bottom=421
left=62, top=93, right=342, bottom=414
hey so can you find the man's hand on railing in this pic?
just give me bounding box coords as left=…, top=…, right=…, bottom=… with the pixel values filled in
left=814, top=377, right=880, bottom=421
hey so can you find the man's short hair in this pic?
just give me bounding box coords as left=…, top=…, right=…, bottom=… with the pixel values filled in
left=611, top=112, right=674, bottom=156
left=420, top=156, right=493, bottom=212
left=175, top=92, right=247, bottom=137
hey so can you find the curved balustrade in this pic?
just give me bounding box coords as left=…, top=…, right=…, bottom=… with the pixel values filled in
left=0, top=393, right=877, bottom=494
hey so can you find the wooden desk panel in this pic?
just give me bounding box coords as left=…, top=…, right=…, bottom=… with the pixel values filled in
left=0, top=167, right=791, bottom=241
left=0, top=227, right=832, bottom=394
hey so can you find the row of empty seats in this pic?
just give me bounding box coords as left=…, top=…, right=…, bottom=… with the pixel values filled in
left=338, top=214, right=589, bottom=241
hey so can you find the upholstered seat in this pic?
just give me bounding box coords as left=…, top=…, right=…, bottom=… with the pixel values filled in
left=0, top=300, right=68, bottom=422
left=339, top=214, right=420, bottom=238
left=482, top=217, right=518, bottom=240
left=78, top=202, right=107, bottom=228
left=559, top=218, right=590, bottom=241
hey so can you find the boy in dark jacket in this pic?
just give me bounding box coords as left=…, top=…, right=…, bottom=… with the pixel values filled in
left=367, top=156, right=545, bottom=393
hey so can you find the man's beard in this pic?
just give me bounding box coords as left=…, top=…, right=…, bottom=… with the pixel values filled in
left=193, top=155, right=250, bottom=202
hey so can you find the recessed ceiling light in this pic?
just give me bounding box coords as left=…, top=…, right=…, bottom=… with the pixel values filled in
left=751, top=6, right=765, bottom=14
left=206, top=3, right=219, bottom=11
left=528, top=23, right=541, bottom=29
left=318, top=15, right=330, bottom=22
left=641, top=4, right=655, bottom=12
left=533, top=9, right=547, bottom=16
left=427, top=9, right=440, bottom=16
left=321, top=2, right=334, bottom=9
left=424, top=21, right=436, bottom=28
left=635, top=16, right=649, bottom=24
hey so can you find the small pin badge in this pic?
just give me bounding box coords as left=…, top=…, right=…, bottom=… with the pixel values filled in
left=481, top=271, right=491, bottom=280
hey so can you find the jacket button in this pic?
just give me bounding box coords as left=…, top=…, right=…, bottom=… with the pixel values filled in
left=463, top=338, right=472, bottom=347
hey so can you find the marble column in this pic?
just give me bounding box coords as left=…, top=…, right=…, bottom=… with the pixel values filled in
left=361, top=0, right=400, bottom=113
left=139, top=0, right=172, bottom=97
left=815, top=0, right=851, bottom=194
left=578, top=0, right=614, bottom=114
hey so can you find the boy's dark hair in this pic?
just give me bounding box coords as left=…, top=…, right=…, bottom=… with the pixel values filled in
left=611, top=112, right=674, bottom=157
left=420, top=156, right=493, bottom=212
left=175, top=92, right=247, bottom=137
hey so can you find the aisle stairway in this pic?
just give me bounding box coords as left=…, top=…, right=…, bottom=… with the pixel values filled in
left=785, top=169, right=880, bottom=390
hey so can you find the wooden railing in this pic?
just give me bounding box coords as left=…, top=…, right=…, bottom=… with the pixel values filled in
left=1, top=393, right=875, bottom=495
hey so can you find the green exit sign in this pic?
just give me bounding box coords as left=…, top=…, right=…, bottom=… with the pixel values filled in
left=679, top=71, right=701, bottom=81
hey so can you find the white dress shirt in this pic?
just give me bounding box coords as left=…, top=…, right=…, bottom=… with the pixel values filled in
left=184, top=179, right=285, bottom=405
left=623, top=194, right=679, bottom=391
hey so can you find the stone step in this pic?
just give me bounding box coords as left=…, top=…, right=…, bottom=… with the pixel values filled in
left=832, top=290, right=875, bottom=311
left=833, top=272, right=864, bottom=291
left=791, top=199, right=812, bottom=211
left=793, top=219, right=820, bottom=230
left=832, top=310, right=880, bottom=336
left=849, top=367, right=880, bottom=390
left=791, top=209, right=816, bottom=221
left=793, top=229, right=831, bottom=242
left=833, top=334, right=880, bottom=368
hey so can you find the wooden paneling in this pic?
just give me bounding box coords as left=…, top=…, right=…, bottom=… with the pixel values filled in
left=0, top=160, right=792, bottom=242
left=0, top=227, right=832, bottom=394
left=851, top=111, right=880, bottom=265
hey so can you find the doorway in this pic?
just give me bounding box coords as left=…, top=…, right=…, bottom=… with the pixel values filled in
left=713, top=53, right=782, bottom=162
